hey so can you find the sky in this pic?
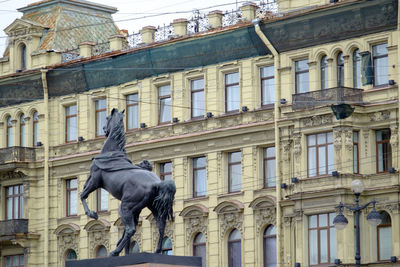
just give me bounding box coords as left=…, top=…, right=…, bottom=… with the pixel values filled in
left=0, top=0, right=257, bottom=55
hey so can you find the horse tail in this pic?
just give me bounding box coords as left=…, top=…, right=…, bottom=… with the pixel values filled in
left=153, top=180, right=176, bottom=222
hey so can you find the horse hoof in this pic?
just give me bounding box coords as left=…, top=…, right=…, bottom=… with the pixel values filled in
left=89, top=211, right=98, bottom=220
left=110, top=251, right=119, bottom=257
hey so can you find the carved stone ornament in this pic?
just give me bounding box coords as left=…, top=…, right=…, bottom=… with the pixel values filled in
left=344, top=129, right=353, bottom=151
left=84, top=219, right=111, bottom=257
left=370, top=111, right=390, bottom=122
left=54, top=223, right=80, bottom=263
left=0, top=171, right=27, bottom=180
left=214, top=200, right=244, bottom=237
left=390, top=127, right=398, bottom=149
left=302, top=115, right=332, bottom=127
left=249, top=196, right=276, bottom=234
left=293, top=133, right=302, bottom=156
left=179, top=204, right=209, bottom=243
left=362, top=130, right=369, bottom=157
left=333, top=130, right=342, bottom=150
left=281, top=140, right=291, bottom=161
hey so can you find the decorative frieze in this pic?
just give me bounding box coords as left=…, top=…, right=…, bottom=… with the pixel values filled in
left=84, top=219, right=111, bottom=257
left=249, top=196, right=276, bottom=234
left=369, top=111, right=390, bottom=122
left=214, top=200, right=244, bottom=237
left=179, top=204, right=209, bottom=243
left=301, top=115, right=332, bottom=127
left=54, top=223, right=80, bottom=264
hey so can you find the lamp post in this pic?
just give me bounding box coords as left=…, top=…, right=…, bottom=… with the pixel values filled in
left=333, top=180, right=382, bottom=267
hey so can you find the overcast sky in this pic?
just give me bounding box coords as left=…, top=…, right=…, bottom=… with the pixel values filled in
left=0, top=0, right=255, bottom=55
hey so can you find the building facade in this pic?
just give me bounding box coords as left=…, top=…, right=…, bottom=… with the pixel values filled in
left=0, top=0, right=399, bottom=266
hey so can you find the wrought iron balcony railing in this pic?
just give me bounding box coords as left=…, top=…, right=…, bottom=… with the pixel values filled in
left=0, top=219, right=28, bottom=236
left=0, top=147, right=36, bottom=164
left=292, top=87, right=363, bottom=110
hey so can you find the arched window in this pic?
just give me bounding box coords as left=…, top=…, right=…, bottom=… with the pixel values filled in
left=96, top=245, right=107, bottom=258
left=33, top=112, right=39, bottom=146
left=337, top=52, right=345, bottom=87
left=161, top=237, right=173, bottom=255
left=20, top=44, right=26, bottom=70
left=320, top=55, right=329, bottom=89
left=65, top=249, right=77, bottom=261
left=228, top=229, right=241, bottom=267
left=193, top=233, right=206, bottom=267
left=353, top=49, right=361, bottom=88
left=263, top=225, right=277, bottom=267
left=129, top=241, right=140, bottom=254
left=20, top=114, right=26, bottom=147
left=377, top=211, right=392, bottom=261
left=7, top=116, right=13, bottom=147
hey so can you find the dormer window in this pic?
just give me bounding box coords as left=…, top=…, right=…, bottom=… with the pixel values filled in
left=20, top=43, right=26, bottom=70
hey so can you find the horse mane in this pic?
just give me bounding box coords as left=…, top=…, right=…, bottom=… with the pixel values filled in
left=109, top=115, right=126, bottom=152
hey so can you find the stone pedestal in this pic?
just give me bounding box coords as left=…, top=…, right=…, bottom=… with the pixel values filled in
left=65, top=253, right=201, bottom=267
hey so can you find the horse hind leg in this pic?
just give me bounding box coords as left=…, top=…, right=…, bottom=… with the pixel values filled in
left=155, top=217, right=166, bottom=253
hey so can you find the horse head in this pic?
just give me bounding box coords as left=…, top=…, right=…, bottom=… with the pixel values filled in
left=103, top=108, right=125, bottom=137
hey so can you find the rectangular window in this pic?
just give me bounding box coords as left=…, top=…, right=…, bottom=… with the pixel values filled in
left=65, top=105, right=77, bottom=142
left=191, top=78, right=205, bottom=118
left=66, top=178, right=78, bottom=216
left=95, top=99, right=106, bottom=137
left=308, top=132, right=334, bottom=177
left=97, top=188, right=108, bottom=212
left=193, top=157, right=206, bottom=197
left=5, top=255, right=24, bottom=267
left=260, top=66, right=274, bottom=106
left=228, top=151, right=242, bottom=192
left=160, top=162, right=172, bottom=180
left=376, top=129, right=391, bottom=173
left=372, top=43, right=388, bottom=87
left=6, top=185, right=23, bottom=220
left=308, top=213, right=336, bottom=265
left=263, top=147, right=276, bottom=188
left=127, top=94, right=139, bottom=130
left=158, top=85, right=171, bottom=124
left=225, top=72, right=240, bottom=112
left=295, top=59, right=309, bottom=93
left=353, top=132, right=359, bottom=174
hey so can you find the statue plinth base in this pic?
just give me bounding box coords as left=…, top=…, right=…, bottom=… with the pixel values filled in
left=65, top=253, right=201, bottom=267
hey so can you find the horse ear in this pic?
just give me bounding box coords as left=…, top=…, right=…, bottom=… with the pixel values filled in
left=121, top=109, right=125, bottom=114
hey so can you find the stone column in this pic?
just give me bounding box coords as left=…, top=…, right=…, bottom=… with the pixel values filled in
left=207, top=10, right=223, bottom=28
left=240, top=2, right=258, bottom=21
left=172, top=19, right=188, bottom=37
left=141, top=26, right=156, bottom=43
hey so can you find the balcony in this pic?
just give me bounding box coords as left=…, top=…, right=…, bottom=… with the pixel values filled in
left=0, top=219, right=28, bottom=241
left=292, top=87, right=363, bottom=110
left=0, top=147, right=36, bottom=164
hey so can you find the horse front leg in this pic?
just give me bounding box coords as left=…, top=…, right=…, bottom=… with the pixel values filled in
left=80, top=174, right=98, bottom=220
left=155, top=217, right=166, bottom=253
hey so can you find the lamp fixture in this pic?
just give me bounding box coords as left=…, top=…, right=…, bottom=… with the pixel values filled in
left=332, top=170, right=339, bottom=177
left=291, top=177, right=299, bottom=183
left=140, top=123, right=146, bottom=128
left=241, top=106, right=248, bottom=112
left=206, top=112, right=213, bottom=118
left=78, top=136, right=84, bottom=142
left=36, top=141, right=43, bottom=146
left=280, top=183, right=287, bottom=189
left=280, top=98, right=287, bottom=105
left=389, top=167, right=396, bottom=173
left=172, top=117, right=179, bottom=123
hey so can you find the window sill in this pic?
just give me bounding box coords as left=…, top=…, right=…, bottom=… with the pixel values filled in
left=256, top=104, right=274, bottom=110
left=97, top=210, right=110, bottom=216
left=184, top=195, right=209, bottom=203
left=305, top=174, right=332, bottom=180
left=253, top=187, right=276, bottom=194
left=217, top=191, right=244, bottom=199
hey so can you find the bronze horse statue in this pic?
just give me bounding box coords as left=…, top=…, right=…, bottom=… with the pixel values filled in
left=80, top=108, right=176, bottom=256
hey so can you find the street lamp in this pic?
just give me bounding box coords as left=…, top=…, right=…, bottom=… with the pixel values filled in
left=333, top=180, right=382, bottom=267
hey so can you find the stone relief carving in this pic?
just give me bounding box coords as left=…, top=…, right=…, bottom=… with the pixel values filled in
left=219, top=212, right=243, bottom=237
left=0, top=171, right=27, bottom=180
left=333, top=129, right=342, bottom=150
left=55, top=224, right=80, bottom=264
left=293, top=133, right=301, bottom=156
left=302, top=115, right=332, bottom=127
left=185, top=216, right=208, bottom=243
left=362, top=130, right=369, bottom=157
left=390, top=127, right=398, bottom=150
left=85, top=220, right=111, bottom=258
left=255, top=207, right=276, bottom=234
left=151, top=219, right=174, bottom=250
left=344, top=129, right=353, bottom=151
left=281, top=140, right=291, bottom=161
left=370, top=111, right=390, bottom=122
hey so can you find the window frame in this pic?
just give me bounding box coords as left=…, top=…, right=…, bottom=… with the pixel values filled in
left=228, top=151, right=242, bottom=193
left=377, top=211, right=392, bottom=261
left=96, top=188, right=108, bottom=212
left=161, top=237, right=173, bottom=255
left=263, top=225, right=277, bottom=267
left=295, top=59, right=309, bottom=94
left=65, top=104, right=77, bottom=143
left=337, top=52, right=345, bottom=87
left=160, top=162, right=172, bottom=181
left=95, top=99, right=107, bottom=137
left=193, top=232, right=206, bottom=267
left=228, top=229, right=241, bottom=267
left=5, top=254, right=24, bottom=267
left=66, top=178, right=78, bottom=217
left=33, top=111, right=39, bottom=146
left=7, top=116, right=13, bottom=148
left=307, top=132, right=334, bottom=177
left=5, top=184, right=24, bottom=220
left=263, top=147, right=276, bottom=189
left=372, top=43, right=388, bottom=87
left=20, top=114, right=26, bottom=147
left=260, top=66, right=274, bottom=106
left=353, top=49, right=361, bottom=89
left=308, top=213, right=336, bottom=266
left=191, top=78, right=205, bottom=119
left=192, top=156, right=207, bottom=198
left=225, top=72, right=240, bottom=113
left=320, top=56, right=329, bottom=90
left=126, top=93, right=139, bottom=131
left=20, top=43, right=26, bottom=71
left=376, top=129, right=391, bottom=173
left=158, top=84, right=171, bottom=125
left=353, top=131, right=359, bottom=174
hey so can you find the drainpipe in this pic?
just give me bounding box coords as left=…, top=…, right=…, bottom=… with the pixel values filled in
left=253, top=19, right=283, bottom=267
left=41, top=69, right=49, bottom=267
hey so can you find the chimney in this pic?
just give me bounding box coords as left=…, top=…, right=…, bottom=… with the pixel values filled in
left=79, top=41, right=95, bottom=57
left=207, top=10, right=223, bottom=28
left=172, top=19, right=188, bottom=37
left=240, top=2, right=259, bottom=21
left=109, top=34, right=125, bottom=50
left=141, top=26, right=157, bottom=43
